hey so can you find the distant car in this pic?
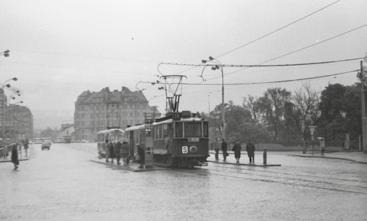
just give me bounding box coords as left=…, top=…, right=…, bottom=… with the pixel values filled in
left=41, top=141, right=52, bottom=150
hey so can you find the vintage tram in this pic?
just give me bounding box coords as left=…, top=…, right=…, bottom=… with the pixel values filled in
left=125, top=111, right=209, bottom=168
left=96, top=128, right=127, bottom=158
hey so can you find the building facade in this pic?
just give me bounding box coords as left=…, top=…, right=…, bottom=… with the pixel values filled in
left=0, top=89, right=6, bottom=138
left=55, top=123, right=75, bottom=143
left=74, top=87, right=160, bottom=141
left=0, top=89, right=33, bottom=141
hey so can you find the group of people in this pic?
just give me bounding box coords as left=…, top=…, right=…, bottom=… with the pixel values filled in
left=105, top=139, right=130, bottom=165
left=214, top=139, right=255, bottom=165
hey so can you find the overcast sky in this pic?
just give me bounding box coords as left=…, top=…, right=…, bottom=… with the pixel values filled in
left=0, top=0, right=366, bottom=129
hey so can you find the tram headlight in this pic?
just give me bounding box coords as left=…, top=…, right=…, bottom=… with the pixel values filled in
left=189, top=146, right=198, bottom=153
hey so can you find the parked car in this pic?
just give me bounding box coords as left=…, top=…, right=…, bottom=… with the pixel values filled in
left=41, top=140, right=52, bottom=150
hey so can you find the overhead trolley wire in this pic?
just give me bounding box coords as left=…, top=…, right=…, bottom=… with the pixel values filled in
left=204, top=24, right=367, bottom=81
left=215, top=0, right=342, bottom=59
left=182, top=69, right=358, bottom=86
left=172, top=0, right=342, bottom=75
left=142, top=69, right=358, bottom=86
left=160, top=57, right=363, bottom=68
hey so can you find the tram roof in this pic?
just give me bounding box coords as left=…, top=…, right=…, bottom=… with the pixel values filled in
left=97, top=128, right=125, bottom=134
left=125, top=117, right=205, bottom=131
left=152, top=117, right=204, bottom=125
left=125, top=124, right=146, bottom=131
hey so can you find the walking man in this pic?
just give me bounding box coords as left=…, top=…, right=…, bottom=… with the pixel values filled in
left=121, top=141, right=130, bottom=165
left=232, top=140, right=242, bottom=165
left=114, top=140, right=122, bottom=165
left=221, top=139, right=228, bottom=162
left=11, top=144, right=19, bottom=170
left=246, top=140, right=255, bottom=164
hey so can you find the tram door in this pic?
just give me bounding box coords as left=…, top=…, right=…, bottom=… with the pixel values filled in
left=144, top=128, right=153, bottom=167
left=129, top=131, right=135, bottom=159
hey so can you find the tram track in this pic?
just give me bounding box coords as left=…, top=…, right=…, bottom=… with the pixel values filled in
left=171, top=166, right=367, bottom=195
left=209, top=162, right=367, bottom=185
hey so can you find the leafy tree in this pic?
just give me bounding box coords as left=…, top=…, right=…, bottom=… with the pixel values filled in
left=256, top=88, right=291, bottom=142
left=342, top=84, right=361, bottom=149
left=318, top=84, right=347, bottom=146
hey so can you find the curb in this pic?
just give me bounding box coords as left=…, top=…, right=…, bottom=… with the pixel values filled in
left=290, top=154, right=367, bottom=164
left=208, top=160, right=281, bottom=167
left=0, top=158, right=29, bottom=164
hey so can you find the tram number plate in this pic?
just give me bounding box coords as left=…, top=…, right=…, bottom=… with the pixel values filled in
left=188, top=137, right=199, bottom=142
left=182, top=146, right=189, bottom=154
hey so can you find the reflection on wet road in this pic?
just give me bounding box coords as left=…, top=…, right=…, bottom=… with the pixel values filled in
left=1, top=143, right=366, bottom=221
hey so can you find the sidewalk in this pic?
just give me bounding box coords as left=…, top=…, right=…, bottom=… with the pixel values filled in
left=0, top=147, right=29, bottom=163
left=90, top=159, right=166, bottom=172
left=290, top=152, right=367, bottom=164
left=208, top=151, right=281, bottom=167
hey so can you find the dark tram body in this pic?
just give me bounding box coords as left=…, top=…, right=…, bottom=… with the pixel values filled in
left=125, top=111, right=209, bottom=168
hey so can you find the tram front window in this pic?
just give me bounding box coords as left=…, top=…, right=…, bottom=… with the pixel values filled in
left=184, top=122, right=202, bottom=137
left=175, top=122, right=183, bottom=138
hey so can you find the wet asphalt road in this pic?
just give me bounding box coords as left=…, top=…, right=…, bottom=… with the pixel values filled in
left=0, top=143, right=366, bottom=221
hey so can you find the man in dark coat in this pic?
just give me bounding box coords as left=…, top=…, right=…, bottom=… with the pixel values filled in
left=11, top=144, right=19, bottom=170
left=121, top=141, right=130, bottom=165
left=137, top=144, right=145, bottom=169
left=246, top=140, right=255, bottom=164
left=106, top=140, right=114, bottom=163
left=232, top=140, right=241, bottom=165
left=221, top=139, right=228, bottom=162
left=114, top=141, right=122, bottom=165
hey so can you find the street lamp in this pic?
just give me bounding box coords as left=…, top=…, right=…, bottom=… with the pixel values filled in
left=1, top=78, right=17, bottom=87
left=201, top=56, right=226, bottom=141
left=1, top=50, right=10, bottom=57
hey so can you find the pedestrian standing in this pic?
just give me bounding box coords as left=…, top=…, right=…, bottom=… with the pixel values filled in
left=232, top=140, right=242, bottom=165
left=11, top=144, right=19, bottom=170
left=106, top=140, right=114, bottom=163
left=214, top=142, right=219, bottom=161
left=246, top=140, right=255, bottom=164
left=23, top=138, right=29, bottom=159
left=114, top=140, right=122, bottom=165
left=137, top=144, right=145, bottom=169
left=221, top=139, right=228, bottom=162
left=121, top=141, right=130, bottom=165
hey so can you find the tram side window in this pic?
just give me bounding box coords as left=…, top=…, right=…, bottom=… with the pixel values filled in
left=175, top=122, right=183, bottom=138
left=163, top=124, right=168, bottom=137
left=159, top=125, right=163, bottom=139
left=184, top=122, right=202, bottom=137
left=203, top=122, right=208, bottom=137
left=167, top=123, right=173, bottom=137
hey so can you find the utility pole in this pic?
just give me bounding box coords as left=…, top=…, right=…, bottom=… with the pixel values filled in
left=201, top=57, right=226, bottom=141
left=220, top=65, right=226, bottom=141
left=360, top=57, right=367, bottom=153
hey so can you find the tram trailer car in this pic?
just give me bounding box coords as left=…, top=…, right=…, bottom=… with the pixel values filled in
left=126, top=111, right=209, bottom=168
left=96, top=129, right=126, bottom=158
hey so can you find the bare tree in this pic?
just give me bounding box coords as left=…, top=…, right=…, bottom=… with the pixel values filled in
left=243, top=95, right=259, bottom=121
left=293, top=83, right=320, bottom=144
